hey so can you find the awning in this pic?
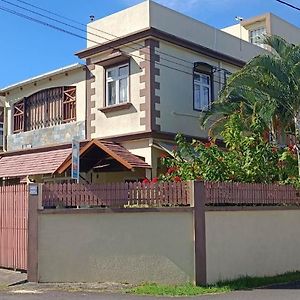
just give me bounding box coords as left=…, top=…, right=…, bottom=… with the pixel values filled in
left=57, top=139, right=151, bottom=174
left=0, top=147, right=72, bottom=178
left=153, top=141, right=176, bottom=157
left=0, top=139, right=150, bottom=179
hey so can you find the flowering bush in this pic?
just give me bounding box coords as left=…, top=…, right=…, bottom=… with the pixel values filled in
left=159, top=113, right=298, bottom=185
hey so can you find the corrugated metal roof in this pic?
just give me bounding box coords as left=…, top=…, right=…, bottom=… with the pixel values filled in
left=0, top=147, right=71, bottom=178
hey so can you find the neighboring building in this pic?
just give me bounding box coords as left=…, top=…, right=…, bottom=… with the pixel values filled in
left=0, top=1, right=267, bottom=184
left=222, top=13, right=300, bottom=48
left=0, top=92, right=4, bottom=152
left=1, top=64, right=86, bottom=152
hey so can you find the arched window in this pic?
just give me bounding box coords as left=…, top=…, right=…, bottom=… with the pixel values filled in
left=13, top=86, right=76, bottom=133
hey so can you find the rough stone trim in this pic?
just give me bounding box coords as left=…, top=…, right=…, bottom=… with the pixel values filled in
left=86, top=58, right=96, bottom=140
left=139, top=39, right=161, bottom=131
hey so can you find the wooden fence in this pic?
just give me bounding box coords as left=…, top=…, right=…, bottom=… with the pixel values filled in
left=204, top=182, right=300, bottom=206
left=42, top=182, right=192, bottom=208
left=42, top=181, right=300, bottom=209
left=0, top=184, right=28, bottom=271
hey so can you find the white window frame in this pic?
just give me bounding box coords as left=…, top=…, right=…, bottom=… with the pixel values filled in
left=106, top=63, right=129, bottom=107
left=193, top=72, right=211, bottom=111
left=249, top=27, right=266, bottom=47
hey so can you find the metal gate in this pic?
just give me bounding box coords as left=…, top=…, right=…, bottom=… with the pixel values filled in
left=0, top=184, right=28, bottom=271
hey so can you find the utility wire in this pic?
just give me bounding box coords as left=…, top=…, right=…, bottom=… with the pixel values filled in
left=14, top=0, right=195, bottom=67
left=0, top=3, right=228, bottom=86
left=275, top=0, right=300, bottom=11
left=0, top=0, right=192, bottom=71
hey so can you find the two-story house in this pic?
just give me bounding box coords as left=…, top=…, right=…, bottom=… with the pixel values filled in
left=0, top=1, right=282, bottom=184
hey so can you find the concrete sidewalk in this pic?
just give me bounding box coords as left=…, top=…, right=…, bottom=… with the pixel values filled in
left=0, top=269, right=27, bottom=286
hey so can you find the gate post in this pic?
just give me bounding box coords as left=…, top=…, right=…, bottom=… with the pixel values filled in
left=27, top=183, right=43, bottom=282
left=193, top=181, right=207, bottom=286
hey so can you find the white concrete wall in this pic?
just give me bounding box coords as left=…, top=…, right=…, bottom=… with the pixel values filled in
left=205, top=209, right=300, bottom=284
left=38, top=210, right=195, bottom=284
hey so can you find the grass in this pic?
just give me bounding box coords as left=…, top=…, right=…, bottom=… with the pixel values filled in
left=129, top=271, right=300, bottom=297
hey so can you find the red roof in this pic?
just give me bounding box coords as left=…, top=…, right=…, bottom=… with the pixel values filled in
left=0, top=147, right=71, bottom=178
left=56, top=139, right=151, bottom=173
left=0, top=139, right=150, bottom=178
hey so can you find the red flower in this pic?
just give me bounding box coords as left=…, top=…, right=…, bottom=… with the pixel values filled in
left=142, top=178, right=150, bottom=184
left=204, top=141, right=212, bottom=148
left=151, top=177, right=159, bottom=183
left=173, top=176, right=182, bottom=182
left=288, top=144, right=297, bottom=154
left=271, top=147, right=278, bottom=153
left=167, top=167, right=177, bottom=175
left=160, top=153, right=167, bottom=158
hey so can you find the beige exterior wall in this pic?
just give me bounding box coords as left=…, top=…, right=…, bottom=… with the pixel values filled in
left=157, top=41, right=240, bottom=137
left=38, top=210, right=195, bottom=284
left=89, top=45, right=146, bottom=139
left=205, top=209, right=300, bottom=284
left=4, top=66, right=86, bottom=151
left=5, top=66, right=86, bottom=136
left=270, top=14, right=300, bottom=44
left=85, top=1, right=264, bottom=61
left=87, top=2, right=150, bottom=47
left=221, top=24, right=249, bottom=41
left=148, top=1, right=264, bottom=61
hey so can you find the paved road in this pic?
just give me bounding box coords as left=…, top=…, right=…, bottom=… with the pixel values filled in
left=1, top=282, right=300, bottom=300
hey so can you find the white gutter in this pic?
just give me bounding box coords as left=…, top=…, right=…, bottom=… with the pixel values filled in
left=1, top=63, right=85, bottom=92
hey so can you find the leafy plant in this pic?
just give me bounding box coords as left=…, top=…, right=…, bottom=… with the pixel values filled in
left=160, top=113, right=298, bottom=185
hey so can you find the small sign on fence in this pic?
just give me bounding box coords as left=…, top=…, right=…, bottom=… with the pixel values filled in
left=29, top=184, right=38, bottom=196
left=71, top=138, right=80, bottom=183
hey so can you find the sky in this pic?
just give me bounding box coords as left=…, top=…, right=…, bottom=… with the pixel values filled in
left=1, top=0, right=300, bottom=88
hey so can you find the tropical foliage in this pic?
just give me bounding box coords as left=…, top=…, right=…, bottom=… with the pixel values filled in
left=159, top=114, right=298, bottom=184
left=202, top=35, right=300, bottom=142
left=159, top=35, right=300, bottom=185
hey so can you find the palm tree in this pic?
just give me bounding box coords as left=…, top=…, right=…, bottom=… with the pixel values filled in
left=201, top=35, right=300, bottom=174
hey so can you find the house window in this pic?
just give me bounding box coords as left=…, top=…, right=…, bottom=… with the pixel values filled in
left=13, top=101, right=25, bottom=133
left=13, top=86, right=76, bottom=133
left=106, top=64, right=129, bottom=106
left=194, top=72, right=211, bottom=111
left=249, top=27, right=266, bottom=47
